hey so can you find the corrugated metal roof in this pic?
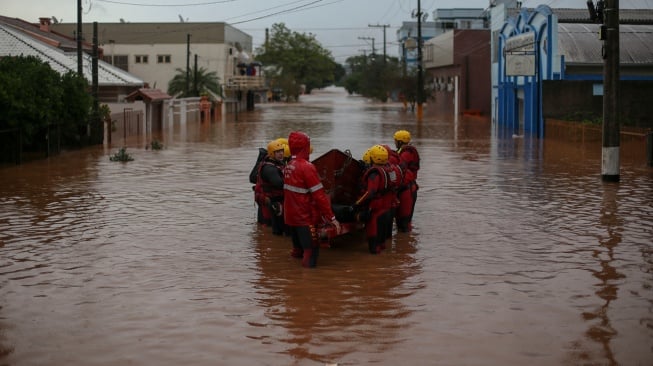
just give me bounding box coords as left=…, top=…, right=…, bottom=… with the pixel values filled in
left=558, top=23, right=653, bottom=64
left=0, top=24, right=143, bottom=86
left=509, top=8, right=653, bottom=23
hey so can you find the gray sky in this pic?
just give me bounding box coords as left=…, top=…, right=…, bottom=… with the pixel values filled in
left=2, top=0, right=651, bottom=63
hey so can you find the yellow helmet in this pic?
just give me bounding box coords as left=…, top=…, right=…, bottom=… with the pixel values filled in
left=267, top=140, right=285, bottom=156
left=393, top=130, right=411, bottom=143
left=363, top=145, right=388, bottom=165
left=361, top=149, right=371, bottom=165
left=274, top=138, right=291, bottom=158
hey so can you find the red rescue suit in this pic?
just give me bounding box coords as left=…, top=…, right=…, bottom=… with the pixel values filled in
left=396, top=144, right=420, bottom=232
left=356, top=165, right=391, bottom=254
left=283, top=131, right=336, bottom=267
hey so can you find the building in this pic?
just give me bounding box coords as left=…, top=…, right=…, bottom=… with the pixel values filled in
left=0, top=15, right=144, bottom=102
left=50, top=21, right=266, bottom=110
left=492, top=3, right=653, bottom=137
left=423, top=28, right=491, bottom=117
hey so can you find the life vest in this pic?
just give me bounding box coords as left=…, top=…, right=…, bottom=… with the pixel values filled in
left=384, top=162, right=403, bottom=192
left=256, top=159, right=284, bottom=200
left=398, top=144, right=420, bottom=183
left=356, top=166, right=389, bottom=210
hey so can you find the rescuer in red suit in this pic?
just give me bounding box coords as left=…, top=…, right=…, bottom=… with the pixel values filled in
left=356, top=145, right=392, bottom=254
left=283, top=131, right=341, bottom=268
left=380, top=144, right=403, bottom=240
left=393, top=130, right=420, bottom=232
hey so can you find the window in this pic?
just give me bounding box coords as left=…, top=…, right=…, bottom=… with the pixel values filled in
left=157, top=55, right=171, bottom=64
left=135, top=55, right=148, bottom=64
left=113, top=55, right=129, bottom=71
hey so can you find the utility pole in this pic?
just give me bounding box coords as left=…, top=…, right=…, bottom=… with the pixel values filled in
left=186, top=34, right=191, bottom=95
left=358, top=36, right=375, bottom=57
left=601, top=0, right=620, bottom=182
left=416, top=0, right=424, bottom=120
left=368, top=23, right=390, bottom=63
left=77, top=0, right=82, bottom=76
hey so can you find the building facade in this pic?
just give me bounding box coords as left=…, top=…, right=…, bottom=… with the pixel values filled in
left=493, top=4, right=653, bottom=137
left=51, top=21, right=256, bottom=99
left=423, top=29, right=491, bottom=117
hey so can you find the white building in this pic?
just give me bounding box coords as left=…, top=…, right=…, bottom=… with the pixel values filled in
left=51, top=21, right=258, bottom=98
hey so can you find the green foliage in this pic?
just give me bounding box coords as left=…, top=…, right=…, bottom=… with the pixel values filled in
left=109, top=147, right=134, bottom=162
left=167, top=66, right=222, bottom=98
left=148, top=140, right=163, bottom=150
left=255, top=23, right=337, bottom=100
left=561, top=111, right=602, bottom=125
left=0, top=56, right=92, bottom=148
left=341, top=54, right=412, bottom=103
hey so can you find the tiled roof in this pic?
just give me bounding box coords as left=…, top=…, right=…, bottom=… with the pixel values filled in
left=0, top=15, right=93, bottom=52
left=125, top=88, right=172, bottom=102
left=0, top=24, right=143, bottom=86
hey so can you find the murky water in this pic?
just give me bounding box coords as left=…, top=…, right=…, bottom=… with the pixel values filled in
left=1, top=87, right=652, bottom=366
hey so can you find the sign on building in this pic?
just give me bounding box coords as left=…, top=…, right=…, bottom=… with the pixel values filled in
left=505, top=32, right=536, bottom=76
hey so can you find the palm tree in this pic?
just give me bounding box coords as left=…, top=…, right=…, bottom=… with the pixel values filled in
left=167, top=66, right=222, bottom=99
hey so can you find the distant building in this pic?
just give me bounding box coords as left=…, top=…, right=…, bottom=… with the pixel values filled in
left=50, top=21, right=265, bottom=110
left=398, top=8, right=488, bottom=70
left=423, top=29, right=491, bottom=117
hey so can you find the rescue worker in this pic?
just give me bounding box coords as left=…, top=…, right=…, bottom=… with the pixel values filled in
left=251, top=138, right=290, bottom=226
left=393, top=130, right=420, bottom=232
left=250, top=146, right=269, bottom=225
left=381, top=144, right=403, bottom=241
left=255, top=139, right=288, bottom=235
left=356, top=145, right=392, bottom=254
left=283, top=131, right=341, bottom=268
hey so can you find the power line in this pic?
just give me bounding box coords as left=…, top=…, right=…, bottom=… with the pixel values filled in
left=95, top=0, right=236, bottom=6
left=229, top=0, right=324, bottom=25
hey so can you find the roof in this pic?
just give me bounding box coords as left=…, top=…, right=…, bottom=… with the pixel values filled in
left=0, top=24, right=144, bottom=86
left=558, top=23, right=653, bottom=65
left=125, top=88, right=172, bottom=102
left=509, top=7, right=653, bottom=24
left=50, top=22, right=249, bottom=46
left=0, top=15, right=94, bottom=52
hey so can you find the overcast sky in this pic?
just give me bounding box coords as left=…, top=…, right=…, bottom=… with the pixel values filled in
left=3, top=0, right=652, bottom=63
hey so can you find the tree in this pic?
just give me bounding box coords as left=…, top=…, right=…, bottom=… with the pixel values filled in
left=0, top=55, right=92, bottom=149
left=256, top=23, right=337, bottom=100
left=167, top=66, right=222, bottom=99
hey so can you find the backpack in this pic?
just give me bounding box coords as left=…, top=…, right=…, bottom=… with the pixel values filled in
left=248, top=147, right=268, bottom=184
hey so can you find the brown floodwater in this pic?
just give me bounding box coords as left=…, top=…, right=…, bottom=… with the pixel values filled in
left=1, top=87, right=652, bottom=366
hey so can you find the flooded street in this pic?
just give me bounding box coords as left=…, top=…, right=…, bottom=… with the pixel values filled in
left=1, top=87, right=652, bottom=365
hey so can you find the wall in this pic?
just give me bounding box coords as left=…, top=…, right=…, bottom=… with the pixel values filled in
left=543, top=80, right=653, bottom=129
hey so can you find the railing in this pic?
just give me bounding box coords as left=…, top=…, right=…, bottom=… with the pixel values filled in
left=225, top=75, right=266, bottom=90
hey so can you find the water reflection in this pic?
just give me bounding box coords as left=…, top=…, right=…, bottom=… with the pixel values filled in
left=1, top=87, right=652, bottom=365
left=581, top=183, right=622, bottom=364
left=250, top=224, right=421, bottom=364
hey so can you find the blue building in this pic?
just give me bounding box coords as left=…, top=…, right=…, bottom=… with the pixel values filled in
left=492, top=5, right=653, bottom=137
